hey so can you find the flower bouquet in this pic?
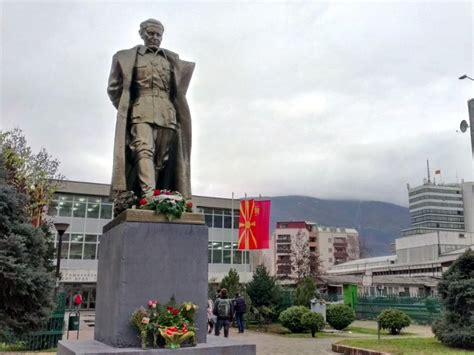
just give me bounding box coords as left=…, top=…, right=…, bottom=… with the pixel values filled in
left=130, top=298, right=198, bottom=349
left=138, top=189, right=193, bottom=220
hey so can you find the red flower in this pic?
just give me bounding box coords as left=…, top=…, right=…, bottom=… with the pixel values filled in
left=165, top=191, right=172, bottom=195
left=186, top=201, right=193, bottom=208
left=172, top=309, right=180, bottom=316
left=153, top=189, right=161, bottom=196
left=139, top=198, right=147, bottom=206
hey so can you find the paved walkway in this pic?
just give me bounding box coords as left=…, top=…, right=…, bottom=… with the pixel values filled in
left=64, top=316, right=340, bottom=354
left=64, top=317, right=434, bottom=354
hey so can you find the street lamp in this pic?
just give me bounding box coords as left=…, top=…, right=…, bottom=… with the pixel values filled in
left=459, top=74, right=474, bottom=81
left=54, top=223, right=69, bottom=284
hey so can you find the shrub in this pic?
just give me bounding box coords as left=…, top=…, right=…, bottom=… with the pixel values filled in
left=378, top=308, right=411, bottom=335
left=279, top=306, right=310, bottom=333
left=301, top=312, right=325, bottom=337
left=326, top=304, right=355, bottom=330
left=432, top=250, right=474, bottom=349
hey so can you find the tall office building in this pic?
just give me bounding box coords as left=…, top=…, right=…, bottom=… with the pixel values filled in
left=402, top=181, right=465, bottom=237
left=48, top=180, right=253, bottom=309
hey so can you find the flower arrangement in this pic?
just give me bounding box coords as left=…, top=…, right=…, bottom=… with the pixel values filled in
left=130, top=298, right=198, bottom=349
left=138, top=189, right=193, bottom=220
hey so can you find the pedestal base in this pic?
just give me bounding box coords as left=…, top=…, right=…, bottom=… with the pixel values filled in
left=58, top=338, right=256, bottom=355
left=94, top=210, right=208, bottom=347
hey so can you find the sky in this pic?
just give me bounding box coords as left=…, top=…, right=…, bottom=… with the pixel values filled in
left=1, top=0, right=473, bottom=207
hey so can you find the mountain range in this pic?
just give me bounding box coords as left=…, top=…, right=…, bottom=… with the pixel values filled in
left=267, top=195, right=411, bottom=256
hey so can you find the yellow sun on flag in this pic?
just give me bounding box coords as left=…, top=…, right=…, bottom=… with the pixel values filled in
left=238, top=200, right=258, bottom=249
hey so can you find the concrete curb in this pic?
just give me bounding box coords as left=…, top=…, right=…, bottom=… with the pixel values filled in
left=332, top=343, right=391, bottom=355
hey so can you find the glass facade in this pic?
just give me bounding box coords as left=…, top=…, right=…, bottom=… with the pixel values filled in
left=49, top=193, right=113, bottom=220
left=48, top=193, right=113, bottom=260
left=198, top=206, right=250, bottom=265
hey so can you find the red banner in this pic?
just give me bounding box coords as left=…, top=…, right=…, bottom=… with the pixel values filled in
left=238, top=199, right=271, bottom=250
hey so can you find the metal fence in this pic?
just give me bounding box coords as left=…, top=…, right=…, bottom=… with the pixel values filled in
left=355, top=295, right=441, bottom=325
left=22, top=291, right=66, bottom=350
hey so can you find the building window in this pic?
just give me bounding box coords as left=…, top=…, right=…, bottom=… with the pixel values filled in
left=83, top=243, right=96, bottom=259
left=212, top=242, right=223, bottom=263
left=208, top=242, right=213, bottom=263
left=100, top=204, right=113, bottom=219
left=223, top=242, right=232, bottom=264
left=233, top=248, right=242, bottom=264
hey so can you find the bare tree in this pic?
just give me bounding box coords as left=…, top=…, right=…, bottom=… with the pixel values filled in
left=290, top=230, right=311, bottom=282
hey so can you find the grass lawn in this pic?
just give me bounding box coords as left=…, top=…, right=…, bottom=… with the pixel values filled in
left=0, top=342, right=56, bottom=352
left=345, top=326, right=415, bottom=336
left=338, top=337, right=471, bottom=354
left=247, top=323, right=344, bottom=338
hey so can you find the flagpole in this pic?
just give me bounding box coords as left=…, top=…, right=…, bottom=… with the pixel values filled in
left=231, top=192, right=235, bottom=262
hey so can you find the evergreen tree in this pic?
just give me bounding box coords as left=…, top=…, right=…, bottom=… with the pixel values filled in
left=219, top=268, right=240, bottom=298
left=246, top=264, right=280, bottom=308
left=293, top=277, right=317, bottom=307
left=0, top=185, right=55, bottom=340
left=432, top=249, right=474, bottom=349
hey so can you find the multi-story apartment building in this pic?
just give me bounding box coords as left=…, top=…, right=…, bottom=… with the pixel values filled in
left=273, top=221, right=318, bottom=279
left=47, top=180, right=254, bottom=309
left=272, top=221, right=359, bottom=279
left=315, top=226, right=360, bottom=271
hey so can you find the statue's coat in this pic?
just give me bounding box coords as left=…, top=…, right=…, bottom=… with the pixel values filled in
left=107, top=45, right=194, bottom=199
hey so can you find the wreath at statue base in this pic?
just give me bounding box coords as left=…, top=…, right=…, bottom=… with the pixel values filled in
left=131, top=299, right=198, bottom=350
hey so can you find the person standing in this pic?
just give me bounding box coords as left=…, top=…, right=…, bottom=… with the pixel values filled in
left=213, top=288, right=233, bottom=337
left=207, top=298, right=215, bottom=334
left=233, top=292, right=247, bottom=333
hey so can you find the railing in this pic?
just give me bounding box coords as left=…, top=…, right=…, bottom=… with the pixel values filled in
left=355, top=295, right=441, bottom=325
left=22, top=291, right=66, bottom=350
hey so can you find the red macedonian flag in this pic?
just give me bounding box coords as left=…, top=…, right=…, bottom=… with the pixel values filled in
left=238, top=199, right=271, bottom=250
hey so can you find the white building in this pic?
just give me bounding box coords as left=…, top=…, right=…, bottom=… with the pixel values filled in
left=48, top=180, right=256, bottom=309
left=328, top=179, right=474, bottom=280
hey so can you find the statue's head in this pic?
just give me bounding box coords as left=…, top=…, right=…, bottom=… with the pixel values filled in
left=139, top=19, right=164, bottom=51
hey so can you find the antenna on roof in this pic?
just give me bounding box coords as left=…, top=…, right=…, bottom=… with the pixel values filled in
left=426, top=159, right=431, bottom=183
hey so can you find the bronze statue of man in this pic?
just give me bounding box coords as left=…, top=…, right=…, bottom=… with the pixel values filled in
left=108, top=19, right=194, bottom=200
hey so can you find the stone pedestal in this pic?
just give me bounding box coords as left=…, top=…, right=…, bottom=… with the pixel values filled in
left=94, top=210, right=208, bottom=347
left=59, top=337, right=256, bottom=355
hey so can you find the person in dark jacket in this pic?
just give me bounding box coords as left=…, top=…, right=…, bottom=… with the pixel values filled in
left=213, top=288, right=233, bottom=337
left=233, top=292, right=247, bottom=333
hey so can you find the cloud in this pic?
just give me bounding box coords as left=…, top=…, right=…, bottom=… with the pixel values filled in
left=1, top=1, right=473, bottom=207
